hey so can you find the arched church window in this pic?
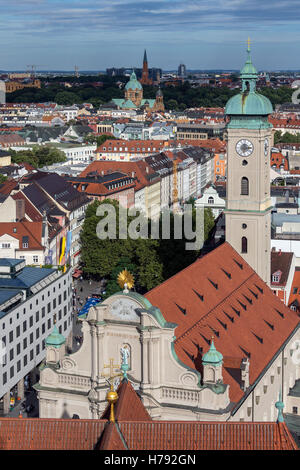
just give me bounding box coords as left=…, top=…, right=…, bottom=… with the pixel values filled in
left=245, top=81, right=250, bottom=92
left=241, top=177, right=249, bottom=195
left=47, top=349, right=56, bottom=362
left=208, top=196, right=214, bottom=205
left=241, top=237, right=248, bottom=254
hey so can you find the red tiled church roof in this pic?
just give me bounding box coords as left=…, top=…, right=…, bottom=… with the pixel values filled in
left=97, top=421, right=126, bottom=450
left=145, top=242, right=300, bottom=405
left=0, top=417, right=296, bottom=450
left=0, top=418, right=107, bottom=450
left=118, top=421, right=297, bottom=451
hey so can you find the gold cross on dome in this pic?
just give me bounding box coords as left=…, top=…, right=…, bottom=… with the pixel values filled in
left=247, top=37, right=251, bottom=50
left=102, top=358, right=121, bottom=382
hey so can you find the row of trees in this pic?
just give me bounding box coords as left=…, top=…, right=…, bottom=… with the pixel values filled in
left=7, top=76, right=295, bottom=110
left=274, top=130, right=300, bottom=145
left=10, top=145, right=67, bottom=168
left=85, top=134, right=116, bottom=147
left=80, top=199, right=215, bottom=298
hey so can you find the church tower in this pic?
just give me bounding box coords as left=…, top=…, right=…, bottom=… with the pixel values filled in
left=154, top=86, right=165, bottom=112
left=225, top=41, right=273, bottom=285
left=140, top=49, right=152, bottom=85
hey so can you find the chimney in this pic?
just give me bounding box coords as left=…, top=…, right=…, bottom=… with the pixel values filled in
left=241, top=357, right=250, bottom=391
left=15, top=199, right=25, bottom=221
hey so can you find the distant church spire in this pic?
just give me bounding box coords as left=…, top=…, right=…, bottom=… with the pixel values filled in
left=143, top=49, right=148, bottom=64
left=140, top=49, right=152, bottom=85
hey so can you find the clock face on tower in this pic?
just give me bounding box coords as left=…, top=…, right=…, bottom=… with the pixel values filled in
left=236, top=139, right=254, bottom=157
left=109, top=298, right=140, bottom=322
left=264, top=138, right=269, bottom=156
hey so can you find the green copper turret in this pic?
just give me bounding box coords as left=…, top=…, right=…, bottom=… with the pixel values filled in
left=225, top=40, right=273, bottom=129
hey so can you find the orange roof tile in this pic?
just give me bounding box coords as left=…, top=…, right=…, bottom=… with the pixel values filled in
left=97, top=421, right=127, bottom=450
left=0, top=417, right=296, bottom=450
left=0, top=179, right=18, bottom=196
left=118, top=421, right=298, bottom=450
left=101, top=380, right=152, bottom=422
left=288, top=269, right=300, bottom=307
left=80, top=160, right=160, bottom=192
left=0, top=221, right=43, bottom=250
left=0, top=418, right=107, bottom=450
left=175, top=138, right=226, bottom=153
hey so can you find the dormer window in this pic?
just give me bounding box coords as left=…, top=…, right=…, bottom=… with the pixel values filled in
left=22, top=236, right=29, bottom=249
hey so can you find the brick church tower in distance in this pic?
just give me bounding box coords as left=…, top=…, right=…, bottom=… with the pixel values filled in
left=140, top=49, right=153, bottom=85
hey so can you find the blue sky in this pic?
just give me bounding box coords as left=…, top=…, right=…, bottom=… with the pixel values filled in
left=1, top=0, right=300, bottom=71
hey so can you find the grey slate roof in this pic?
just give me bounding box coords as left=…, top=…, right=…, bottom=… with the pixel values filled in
left=0, top=259, right=23, bottom=268
left=0, top=266, right=55, bottom=289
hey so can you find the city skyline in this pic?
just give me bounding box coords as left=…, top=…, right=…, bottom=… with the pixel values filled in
left=1, top=0, right=300, bottom=71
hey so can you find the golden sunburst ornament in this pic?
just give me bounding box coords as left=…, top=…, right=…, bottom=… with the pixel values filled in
left=117, top=269, right=134, bottom=290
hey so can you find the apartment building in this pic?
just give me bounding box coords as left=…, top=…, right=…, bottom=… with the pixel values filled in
left=20, top=173, right=90, bottom=267
left=0, top=258, right=73, bottom=414
left=80, top=160, right=161, bottom=219
left=176, top=123, right=225, bottom=140
left=53, top=143, right=97, bottom=164
left=66, top=172, right=135, bottom=208
left=96, top=139, right=167, bottom=161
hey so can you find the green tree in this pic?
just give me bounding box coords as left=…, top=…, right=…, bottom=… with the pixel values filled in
left=10, top=149, right=39, bottom=168
left=0, top=174, right=7, bottom=184
left=54, top=91, right=81, bottom=105
left=32, top=145, right=67, bottom=166
left=274, top=130, right=283, bottom=145
left=96, top=134, right=116, bottom=146
left=10, top=145, right=66, bottom=168
left=203, top=207, right=215, bottom=241
left=167, top=99, right=179, bottom=110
